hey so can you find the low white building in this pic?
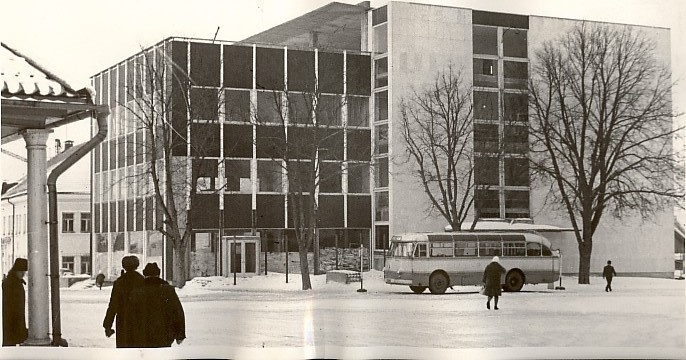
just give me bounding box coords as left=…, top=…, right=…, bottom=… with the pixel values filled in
left=1, top=142, right=91, bottom=275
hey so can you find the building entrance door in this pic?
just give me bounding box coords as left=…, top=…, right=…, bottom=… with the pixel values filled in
left=221, top=235, right=260, bottom=276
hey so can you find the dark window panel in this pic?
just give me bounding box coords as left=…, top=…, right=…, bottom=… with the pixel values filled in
left=193, top=159, right=219, bottom=191
left=375, top=191, right=388, bottom=221
left=190, top=87, right=219, bottom=120
left=256, top=47, right=284, bottom=90
left=109, top=69, right=117, bottom=110
left=374, top=57, right=388, bottom=88
left=190, top=42, right=220, bottom=87
left=114, top=233, right=125, bottom=251
left=127, top=199, right=134, bottom=231
left=287, top=93, right=312, bottom=125
left=285, top=127, right=317, bottom=159
left=224, top=44, right=253, bottom=89
left=191, top=123, right=220, bottom=157
left=503, top=28, right=527, bottom=58
left=472, top=26, right=498, bottom=56
left=126, top=59, right=134, bottom=103
left=475, top=157, right=499, bottom=185
left=171, top=42, right=190, bottom=157
left=474, top=123, right=499, bottom=153
left=473, top=58, right=498, bottom=88
left=225, top=159, right=251, bottom=192
left=257, top=160, right=283, bottom=192
left=287, top=49, right=315, bottom=92
left=109, top=140, right=117, bottom=170
left=374, top=157, right=388, bottom=188
left=256, top=125, right=286, bottom=159
left=94, top=203, right=100, bottom=233
left=472, top=11, right=529, bottom=29
left=118, top=200, right=125, bottom=232
left=319, top=128, right=344, bottom=160
left=347, top=162, right=370, bottom=193
left=505, top=190, right=530, bottom=216
left=318, top=52, right=344, bottom=94
left=256, top=91, right=283, bottom=124
left=190, top=194, right=219, bottom=228
left=102, top=72, right=110, bottom=113
left=287, top=195, right=315, bottom=228
left=93, top=75, right=102, bottom=110
left=348, top=96, right=369, bottom=127
left=348, top=195, right=371, bottom=227
left=504, top=93, right=528, bottom=123
left=475, top=189, right=500, bottom=217
left=320, top=162, right=342, bottom=193
left=145, top=197, right=154, bottom=231
left=117, top=64, right=126, bottom=107
left=347, top=129, right=371, bottom=161
left=126, top=134, right=134, bottom=167
left=224, top=124, right=253, bottom=158
left=372, top=6, right=387, bottom=25
left=504, top=158, right=529, bottom=186
left=135, top=198, right=144, bottom=231
left=225, top=89, right=251, bottom=122
left=374, top=91, right=388, bottom=122
left=224, top=194, right=252, bottom=228
left=504, top=125, right=528, bottom=154
left=118, top=138, right=125, bottom=169
left=317, top=94, right=342, bottom=126
left=135, top=130, right=144, bottom=164
left=318, top=195, right=344, bottom=227
left=375, top=225, right=389, bottom=250
left=346, top=54, right=371, bottom=96
left=101, top=203, right=108, bottom=233
left=474, top=91, right=498, bottom=120
left=256, top=195, right=285, bottom=228
left=110, top=202, right=117, bottom=232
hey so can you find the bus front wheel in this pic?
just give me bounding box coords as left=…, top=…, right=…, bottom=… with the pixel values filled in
left=504, top=270, right=524, bottom=292
left=410, top=286, right=427, bottom=294
left=428, top=272, right=449, bottom=294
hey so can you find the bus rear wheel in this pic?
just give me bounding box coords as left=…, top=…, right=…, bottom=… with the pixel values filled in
left=428, top=272, right=449, bottom=294
left=410, top=286, right=427, bottom=294
left=504, top=270, right=524, bottom=292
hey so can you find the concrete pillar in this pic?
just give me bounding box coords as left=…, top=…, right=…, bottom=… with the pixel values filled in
left=21, top=129, right=52, bottom=346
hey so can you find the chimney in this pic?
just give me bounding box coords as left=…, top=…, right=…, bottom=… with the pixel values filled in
left=55, top=139, right=62, bottom=154
left=64, top=140, right=74, bottom=151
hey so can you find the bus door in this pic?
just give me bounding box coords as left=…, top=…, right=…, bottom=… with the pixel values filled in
left=412, top=242, right=428, bottom=274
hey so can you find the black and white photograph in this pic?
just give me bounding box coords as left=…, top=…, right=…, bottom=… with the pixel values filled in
left=1, top=0, right=684, bottom=359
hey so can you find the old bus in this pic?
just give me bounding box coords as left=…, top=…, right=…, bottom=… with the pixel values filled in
left=384, top=231, right=560, bottom=294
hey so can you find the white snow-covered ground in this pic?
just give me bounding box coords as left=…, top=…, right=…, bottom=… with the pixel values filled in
left=3, top=271, right=684, bottom=359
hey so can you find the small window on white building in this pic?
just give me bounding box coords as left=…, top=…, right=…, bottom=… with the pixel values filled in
left=80, top=212, right=91, bottom=233
left=62, top=213, right=75, bottom=233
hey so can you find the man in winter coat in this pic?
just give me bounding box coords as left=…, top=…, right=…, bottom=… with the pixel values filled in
left=128, top=262, right=186, bottom=348
left=482, top=256, right=506, bottom=310
left=103, top=255, right=144, bottom=347
left=603, top=260, right=617, bottom=292
left=3, top=258, right=28, bottom=346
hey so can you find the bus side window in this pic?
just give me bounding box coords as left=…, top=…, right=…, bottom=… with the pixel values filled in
left=415, top=243, right=427, bottom=257
left=542, top=245, right=552, bottom=256
left=526, top=242, right=541, bottom=256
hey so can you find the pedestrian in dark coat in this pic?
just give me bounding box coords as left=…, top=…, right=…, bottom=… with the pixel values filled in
left=603, top=260, right=616, bottom=292
left=482, top=256, right=506, bottom=310
left=3, top=258, right=28, bottom=346
left=103, top=255, right=144, bottom=348
left=128, top=262, right=186, bottom=348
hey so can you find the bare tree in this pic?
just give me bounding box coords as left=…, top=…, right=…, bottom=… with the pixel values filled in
left=254, top=84, right=367, bottom=290
left=529, top=23, right=684, bottom=284
left=122, top=44, right=223, bottom=287
left=399, top=65, right=485, bottom=231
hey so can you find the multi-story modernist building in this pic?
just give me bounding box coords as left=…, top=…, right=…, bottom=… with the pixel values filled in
left=2, top=142, right=92, bottom=275
left=90, top=27, right=372, bottom=279
left=91, top=1, right=675, bottom=280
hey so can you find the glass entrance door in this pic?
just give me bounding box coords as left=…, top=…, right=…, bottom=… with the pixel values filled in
left=223, top=236, right=260, bottom=276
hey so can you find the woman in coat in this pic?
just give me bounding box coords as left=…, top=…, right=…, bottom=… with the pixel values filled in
left=128, top=263, right=186, bottom=348
left=3, top=258, right=28, bottom=346
left=482, top=256, right=506, bottom=310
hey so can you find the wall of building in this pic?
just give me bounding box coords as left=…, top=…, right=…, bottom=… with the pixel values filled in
left=528, top=16, right=674, bottom=277
left=386, top=2, right=474, bottom=236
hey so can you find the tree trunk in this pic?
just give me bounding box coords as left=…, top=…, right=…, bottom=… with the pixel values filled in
left=172, top=240, right=189, bottom=288
left=298, top=244, right=312, bottom=290
left=577, top=239, right=593, bottom=284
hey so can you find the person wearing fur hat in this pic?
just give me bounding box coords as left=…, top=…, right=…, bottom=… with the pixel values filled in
left=482, top=256, right=506, bottom=310
left=128, top=262, right=186, bottom=348
left=103, top=255, right=144, bottom=347
left=3, top=258, right=28, bottom=346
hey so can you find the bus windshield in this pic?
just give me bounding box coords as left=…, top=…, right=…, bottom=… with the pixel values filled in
left=389, top=242, right=415, bottom=257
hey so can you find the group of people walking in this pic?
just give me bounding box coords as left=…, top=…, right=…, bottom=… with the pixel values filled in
left=103, top=256, right=186, bottom=348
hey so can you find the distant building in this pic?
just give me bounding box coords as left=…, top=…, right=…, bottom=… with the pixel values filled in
left=1, top=142, right=92, bottom=275
left=90, top=1, right=675, bottom=280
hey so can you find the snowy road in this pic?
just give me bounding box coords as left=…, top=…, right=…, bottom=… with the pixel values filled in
left=54, top=272, right=683, bottom=353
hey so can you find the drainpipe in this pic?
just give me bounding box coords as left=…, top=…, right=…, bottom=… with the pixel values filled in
left=47, top=107, right=108, bottom=347
left=6, top=198, right=16, bottom=264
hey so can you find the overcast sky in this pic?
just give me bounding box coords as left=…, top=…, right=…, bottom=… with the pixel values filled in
left=2, top=0, right=685, bottom=189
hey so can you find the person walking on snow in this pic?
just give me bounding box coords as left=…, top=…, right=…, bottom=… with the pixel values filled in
left=603, top=260, right=616, bottom=292
left=2, top=258, right=28, bottom=346
left=128, top=262, right=186, bottom=348
left=103, top=255, right=144, bottom=347
left=482, top=256, right=506, bottom=310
